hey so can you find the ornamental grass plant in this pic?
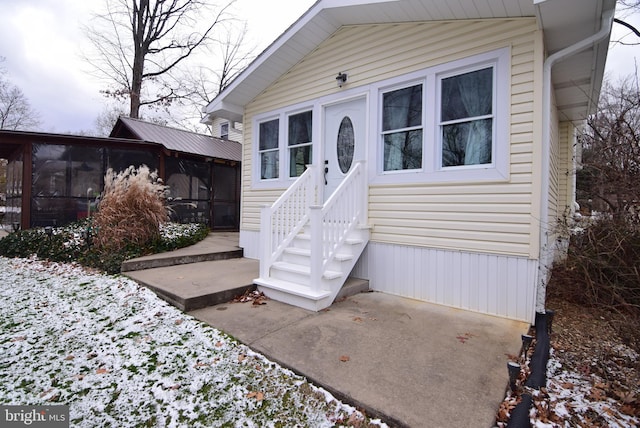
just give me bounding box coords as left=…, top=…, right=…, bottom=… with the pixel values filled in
left=93, top=165, right=169, bottom=252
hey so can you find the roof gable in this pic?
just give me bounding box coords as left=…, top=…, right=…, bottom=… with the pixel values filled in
left=111, top=117, right=241, bottom=162
left=203, top=0, right=615, bottom=123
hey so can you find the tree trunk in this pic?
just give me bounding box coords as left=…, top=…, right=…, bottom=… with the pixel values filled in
left=129, top=0, right=148, bottom=119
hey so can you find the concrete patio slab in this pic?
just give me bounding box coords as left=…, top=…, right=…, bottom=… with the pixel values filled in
left=190, top=291, right=528, bottom=427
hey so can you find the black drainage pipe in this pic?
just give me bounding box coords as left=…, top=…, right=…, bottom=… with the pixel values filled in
left=506, top=393, right=532, bottom=428
left=507, top=311, right=553, bottom=427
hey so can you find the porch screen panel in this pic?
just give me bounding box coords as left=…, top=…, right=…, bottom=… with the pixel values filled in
left=166, top=158, right=211, bottom=225
left=212, top=163, right=239, bottom=229
left=31, top=143, right=102, bottom=227
left=5, top=154, right=23, bottom=227
left=106, top=148, right=159, bottom=173
left=382, top=84, right=423, bottom=171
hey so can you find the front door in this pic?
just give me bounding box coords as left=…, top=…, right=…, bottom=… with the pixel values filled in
left=323, top=97, right=367, bottom=201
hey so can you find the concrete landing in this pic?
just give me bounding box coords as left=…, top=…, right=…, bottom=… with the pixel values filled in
left=190, top=291, right=528, bottom=427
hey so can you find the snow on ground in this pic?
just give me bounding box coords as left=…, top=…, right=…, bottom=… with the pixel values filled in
left=530, top=348, right=639, bottom=428
left=0, top=256, right=386, bottom=427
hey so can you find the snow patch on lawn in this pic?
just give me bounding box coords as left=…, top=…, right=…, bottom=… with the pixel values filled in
left=0, top=256, right=386, bottom=427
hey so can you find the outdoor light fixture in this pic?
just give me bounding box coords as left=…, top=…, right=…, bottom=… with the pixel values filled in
left=336, top=72, right=347, bottom=88
left=12, top=222, right=20, bottom=232
left=507, top=362, right=521, bottom=391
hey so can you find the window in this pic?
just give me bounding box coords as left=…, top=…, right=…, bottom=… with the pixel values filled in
left=440, top=67, right=493, bottom=167
left=374, top=47, right=508, bottom=184
left=220, top=122, right=229, bottom=139
left=254, top=106, right=314, bottom=186
left=259, top=119, right=279, bottom=179
left=288, top=111, right=312, bottom=177
left=382, top=84, right=423, bottom=171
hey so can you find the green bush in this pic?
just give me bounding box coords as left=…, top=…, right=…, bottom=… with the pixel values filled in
left=0, top=220, right=209, bottom=274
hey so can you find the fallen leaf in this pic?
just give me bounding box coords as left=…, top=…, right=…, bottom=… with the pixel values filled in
left=215, top=341, right=223, bottom=348
left=353, top=317, right=363, bottom=323
left=11, top=336, right=26, bottom=342
left=64, top=355, right=75, bottom=361
left=456, top=336, right=469, bottom=344
left=194, top=362, right=209, bottom=368
left=588, top=387, right=607, bottom=401
left=339, top=355, right=350, bottom=362
left=96, top=368, right=109, bottom=374
left=247, top=391, right=264, bottom=401
left=238, top=354, right=246, bottom=363
left=174, top=319, right=183, bottom=325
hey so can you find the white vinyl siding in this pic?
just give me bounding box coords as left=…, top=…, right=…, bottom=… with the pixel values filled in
left=241, top=18, right=541, bottom=257
left=351, top=242, right=537, bottom=321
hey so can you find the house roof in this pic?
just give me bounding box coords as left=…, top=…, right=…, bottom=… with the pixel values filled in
left=203, top=0, right=615, bottom=124
left=110, top=116, right=241, bottom=162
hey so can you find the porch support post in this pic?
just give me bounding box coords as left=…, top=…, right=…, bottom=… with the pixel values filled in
left=259, top=204, right=271, bottom=279
left=309, top=205, right=323, bottom=293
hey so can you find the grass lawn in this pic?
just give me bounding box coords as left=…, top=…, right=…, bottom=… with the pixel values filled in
left=0, top=256, right=386, bottom=427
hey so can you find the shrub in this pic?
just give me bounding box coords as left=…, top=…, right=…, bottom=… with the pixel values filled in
left=549, top=216, right=640, bottom=315
left=0, top=220, right=209, bottom=274
left=93, top=165, right=168, bottom=252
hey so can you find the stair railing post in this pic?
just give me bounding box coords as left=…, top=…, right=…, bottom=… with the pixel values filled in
left=260, top=204, right=272, bottom=279
left=309, top=205, right=323, bottom=294
left=357, top=161, right=367, bottom=225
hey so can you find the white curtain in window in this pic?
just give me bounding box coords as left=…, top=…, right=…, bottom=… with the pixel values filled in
left=457, top=68, right=492, bottom=165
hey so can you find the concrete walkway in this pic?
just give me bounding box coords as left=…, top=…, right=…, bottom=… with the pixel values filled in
left=122, top=232, right=529, bottom=427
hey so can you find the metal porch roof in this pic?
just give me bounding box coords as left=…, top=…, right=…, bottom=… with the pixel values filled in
left=111, top=117, right=241, bottom=162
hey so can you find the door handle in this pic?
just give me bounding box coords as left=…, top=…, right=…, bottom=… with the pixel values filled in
left=324, top=160, right=328, bottom=185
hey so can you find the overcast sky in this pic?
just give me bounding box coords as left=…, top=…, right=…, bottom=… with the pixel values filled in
left=0, top=0, right=638, bottom=135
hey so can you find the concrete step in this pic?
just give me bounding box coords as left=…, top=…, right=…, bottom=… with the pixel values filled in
left=124, top=257, right=259, bottom=312
left=121, top=231, right=243, bottom=272
left=121, top=248, right=243, bottom=272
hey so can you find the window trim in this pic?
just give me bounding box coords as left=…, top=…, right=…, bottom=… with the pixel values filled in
left=220, top=122, right=229, bottom=139
left=257, top=117, right=280, bottom=182
left=371, top=47, right=510, bottom=185
left=252, top=104, right=316, bottom=189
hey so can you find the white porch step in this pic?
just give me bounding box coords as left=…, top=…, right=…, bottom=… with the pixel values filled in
left=283, top=247, right=353, bottom=262
left=271, top=261, right=342, bottom=280
left=254, top=277, right=332, bottom=311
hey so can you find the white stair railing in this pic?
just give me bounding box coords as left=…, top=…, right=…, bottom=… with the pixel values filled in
left=309, top=161, right=367, bottom=292
left=260, top=166, right=317, bottom=278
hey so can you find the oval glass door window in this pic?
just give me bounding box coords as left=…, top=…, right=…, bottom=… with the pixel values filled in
left=337, top=116, right=355, bottom=173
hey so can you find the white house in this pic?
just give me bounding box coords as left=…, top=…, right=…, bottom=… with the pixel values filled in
left=202, top=0, right=615, bottom=322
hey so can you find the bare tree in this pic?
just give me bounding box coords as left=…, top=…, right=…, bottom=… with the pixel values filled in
left=165, top=21, right=254, bottom=132
left=94, top=103, right=128, bottom=137
left=613, top=2, right=640, bottom=46
left=84, top=0, right=235, bottom=119
left=0, top=59, right=41, bottom=131
left=577, top=76, right=640, bottom=219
